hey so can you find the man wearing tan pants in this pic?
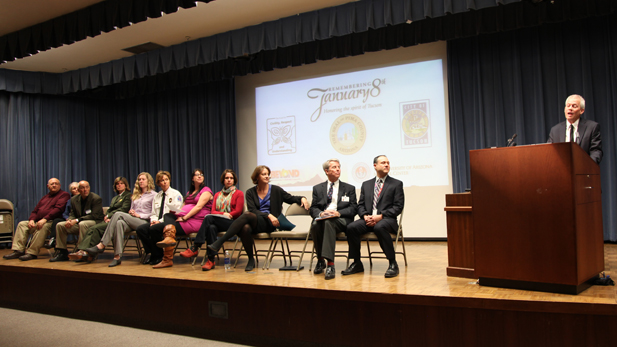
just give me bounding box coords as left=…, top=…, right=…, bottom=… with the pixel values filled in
left=3, top=178, right=70, bottom=261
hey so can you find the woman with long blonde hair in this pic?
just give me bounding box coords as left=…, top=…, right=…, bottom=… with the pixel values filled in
left=85, top=172, right=157, bottom=267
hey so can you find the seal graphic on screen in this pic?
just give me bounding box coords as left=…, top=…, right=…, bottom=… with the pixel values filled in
left=352, top=162, right=371, bottom=184
left=330, top=114, right=366, bottom=155
left=267, top=116, right=296, bottom=155
left=400, top=100, right=431, bottom=148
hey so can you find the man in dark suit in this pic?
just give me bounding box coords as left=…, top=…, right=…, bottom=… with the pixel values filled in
left=547, top=94, right=602, bottom=164
left=342, top=155, right=404, bottom=278
left=69, top=177, right=132, bottom=261
left=309, top=159, right=357, bottom=280
left=51, top=180, right=104, bottom=262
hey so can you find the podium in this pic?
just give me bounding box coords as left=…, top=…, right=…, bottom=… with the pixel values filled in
left=444, top=192, right=475, bottom=278
left=470, top=142, right=604, bottom=294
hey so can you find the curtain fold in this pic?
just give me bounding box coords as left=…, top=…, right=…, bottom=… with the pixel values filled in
left=0, top=78, right=237, bottom=224
left=1, top=0, right=538, bottom=95
left=448, top=13, right=617, bottom=241
left=3, top=0, right=615, bottom=96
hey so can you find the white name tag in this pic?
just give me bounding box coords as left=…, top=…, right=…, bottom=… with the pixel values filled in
left=85, top=209, right=91, bottom=215
left=341, top=196, right=349, bottom=202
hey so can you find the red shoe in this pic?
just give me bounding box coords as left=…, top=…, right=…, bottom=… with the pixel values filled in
left=202, top=259, right=215, bottom=271
left=180, top=247, right=199, bottom=258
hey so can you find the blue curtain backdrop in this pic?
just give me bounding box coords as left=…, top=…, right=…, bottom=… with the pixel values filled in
left=0, top=79, right=237, bottom=223
left=448, top=13, right=617, bottom=241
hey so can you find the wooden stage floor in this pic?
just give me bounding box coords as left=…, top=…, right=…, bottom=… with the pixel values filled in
left=1, top=241, right=617, bottom=346
left=1, top=241, right=615, bottom=303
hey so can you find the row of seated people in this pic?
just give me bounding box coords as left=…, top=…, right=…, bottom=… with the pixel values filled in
left=4, top=155, right=404, bottom=279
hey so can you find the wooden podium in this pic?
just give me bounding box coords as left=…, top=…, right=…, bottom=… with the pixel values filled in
left=445, top=192, right=475, bottom=278
left=470, top=142, right=604, bottom=294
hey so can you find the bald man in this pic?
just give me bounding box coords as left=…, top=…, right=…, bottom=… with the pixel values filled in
left=51, top=180, right=104, bottom=262
left=547, top=94, right=602, bottom=164
left=3, top=178, right=70, bottom=261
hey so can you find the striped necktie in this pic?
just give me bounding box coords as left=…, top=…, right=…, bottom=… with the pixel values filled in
left=373, top=179, right=383, bottom=211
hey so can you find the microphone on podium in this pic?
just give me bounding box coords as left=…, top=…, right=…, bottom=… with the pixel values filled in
left=506, top=133, right=517, bottom=147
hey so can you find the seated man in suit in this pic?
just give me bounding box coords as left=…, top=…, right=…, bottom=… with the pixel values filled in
left=309, top=159, right=357, bottom=280
left=547, top=94, right=602, bottom=164
left=342, top=155, right=404, bottom=278
left=50, top=180, right=104, bottom=262
left=69, top=177, right=132, bottom=261
left=3, top=178, right=70, bottom=261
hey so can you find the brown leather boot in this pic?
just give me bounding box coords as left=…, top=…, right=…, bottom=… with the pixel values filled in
left=156, top=224, right=177, bottom=248
left=153, top=225, right=176, bottom=269
left=152, top=246, right=174, bottom=268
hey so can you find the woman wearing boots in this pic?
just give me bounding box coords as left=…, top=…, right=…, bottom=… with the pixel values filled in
left=207, top=165, right=309, bottom=271
left=153, top=168, right=213, bottom=268
left=180, top=169, right=244, bottom=271
left=84, top=172, right=157, bottom=266
left=134, top=171, right=184, bottom=266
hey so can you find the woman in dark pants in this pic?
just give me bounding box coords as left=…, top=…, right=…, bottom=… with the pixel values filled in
left=180, top=169, right=245, bottom=271
left=207, top=165, right=309, bottom=271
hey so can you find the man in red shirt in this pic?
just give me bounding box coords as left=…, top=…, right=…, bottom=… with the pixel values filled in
left=3, top=178, right=70, bottom=261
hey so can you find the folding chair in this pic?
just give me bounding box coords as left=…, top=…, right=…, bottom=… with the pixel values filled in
left=0, top=200, right=15, bottom=248
left=360, top=209, right=407, bottom=266
left=263, top=204, right=312, bottom=270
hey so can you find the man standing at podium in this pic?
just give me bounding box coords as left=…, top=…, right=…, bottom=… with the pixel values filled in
left=547, top=94, right=602, bottom=164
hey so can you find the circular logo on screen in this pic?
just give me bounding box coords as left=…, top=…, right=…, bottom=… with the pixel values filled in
left=352, top=162, right=371, bottom=184
left=330, top=114, right=366, bottom=155
left=402, top=108, right=429, bottom=139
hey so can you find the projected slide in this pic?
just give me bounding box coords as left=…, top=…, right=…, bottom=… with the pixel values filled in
left=256, top=59, right=448, bottom=191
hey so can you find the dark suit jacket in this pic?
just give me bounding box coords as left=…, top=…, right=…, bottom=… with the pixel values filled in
left=69, top=192, right=104, bottom=223
left=106, top=190, right=131, bottom=219
left=547, top=118, right=602, bottom=164
left=357, top=176, right=404, bottom=220
left=245, top=185, right=304, bottom=217
left=309, top=180, right=357, bottom=225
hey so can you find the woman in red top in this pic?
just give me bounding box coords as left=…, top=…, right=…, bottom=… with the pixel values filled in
left=180, top=169, right=244, bottom=270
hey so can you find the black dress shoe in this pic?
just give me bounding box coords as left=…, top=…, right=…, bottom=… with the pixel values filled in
left=85, top=246, right=104, bottom=258
left=43, top=237, right=55, bottom=249
left=313, top=259, right=326, bottom=274
left=149, top=257, right=162, bottom=265
left=108, top=259, right=122, bottom=267
left=325, top=265, right=335, bottom=280
left=3, top=250, right=24, bottom=260
left=18, top=254, right=37, bottom=261
left=141, top=253, right=151, bottom=265
left=341, top=261, right=364, bottom=275
left=245, top=258, right=255, bottom=271
left=49, top=250, right=69, bottom=262
left=384, top=262, right=399, bottom=278
left=207, top=243, right=221, bottom=253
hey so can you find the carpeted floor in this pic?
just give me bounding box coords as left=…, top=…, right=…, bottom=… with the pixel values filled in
left=0, top=307, right=250, bottom=347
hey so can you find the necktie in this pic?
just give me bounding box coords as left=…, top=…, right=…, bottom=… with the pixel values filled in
left=327, top=182, right=334, bottom=204
left=569, top=125, right=574, bottom=143
left=157, top=192, right=166, bottom=220
left=373, top=179, right=383, bottom=211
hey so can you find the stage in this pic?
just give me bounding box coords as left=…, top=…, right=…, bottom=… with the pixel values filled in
left=1, top=241, right=616, bottom=346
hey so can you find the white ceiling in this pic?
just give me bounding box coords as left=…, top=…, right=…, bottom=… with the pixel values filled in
left=0, top=0, right=356, bottom=73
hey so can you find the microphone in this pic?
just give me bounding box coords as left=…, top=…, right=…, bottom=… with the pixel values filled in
left=506, top=133, right=517, bottom=147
